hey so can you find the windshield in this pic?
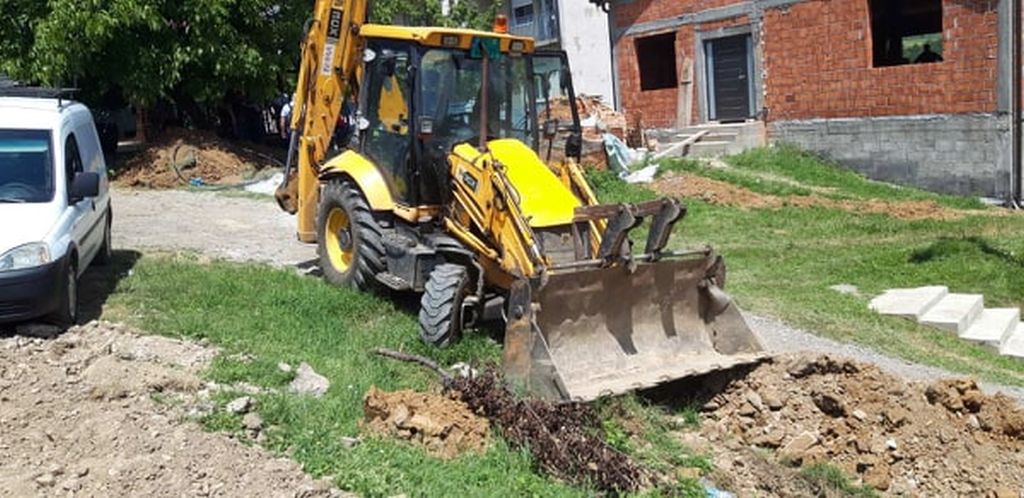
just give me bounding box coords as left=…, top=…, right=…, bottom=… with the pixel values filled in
left=418, top=49, right=535, bottom=155
left=0, top=129, right=54, bottom=203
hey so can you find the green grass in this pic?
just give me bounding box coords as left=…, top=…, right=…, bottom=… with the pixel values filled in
left=594, top=148, right=1024, bottom=387
left=799, top=464, right=879, bottom=498
left=104, top=254, right=585, bottom=497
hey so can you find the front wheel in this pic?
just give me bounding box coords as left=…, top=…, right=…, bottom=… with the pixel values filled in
left=419, top=264, right=471, bottom=348
left=95, top=209, right=113, bottom=265
left=316, top=180, right=385, bottom=290
left=48, top=259, right=78, bottom=327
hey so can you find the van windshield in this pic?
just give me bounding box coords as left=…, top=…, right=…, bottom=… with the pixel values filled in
left=0, top=129, right=53, bottom=203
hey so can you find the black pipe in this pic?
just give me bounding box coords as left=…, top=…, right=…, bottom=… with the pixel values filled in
left=1014, top=0, right=1022, bottom=205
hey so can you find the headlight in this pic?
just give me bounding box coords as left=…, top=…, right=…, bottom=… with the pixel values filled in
left=0, top=242, right=51, bottom=272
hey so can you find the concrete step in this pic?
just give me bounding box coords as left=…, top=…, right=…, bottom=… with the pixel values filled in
left=959, top=308, right=1020, bottom=347
left=918, top=293, right=985, bottom=334
left=1000, top=323, right=1024, bottom=359
left=688, top=141, right=731, bottom=157
left=678, top=122, right=758, bottom=135
left=869, top=286, right=948, bottom=320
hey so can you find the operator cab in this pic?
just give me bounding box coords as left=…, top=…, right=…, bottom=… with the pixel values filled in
left=355, top=25, right=582, bottom=207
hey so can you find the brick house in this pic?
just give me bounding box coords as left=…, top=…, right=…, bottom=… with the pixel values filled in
left=608, top=0, right=1019, bottom=199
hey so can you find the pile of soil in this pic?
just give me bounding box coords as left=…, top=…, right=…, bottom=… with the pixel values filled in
left=362, top=387, right=490, bottom=459
left=115, top=128, right=282, bottom=188
left=448, top=371, right=648, bottom=493
left=699, top=355, right=1024, bottom=495
left=655, top=173, right=963, bottom=221
left=0, top=321, right=345, bottom=497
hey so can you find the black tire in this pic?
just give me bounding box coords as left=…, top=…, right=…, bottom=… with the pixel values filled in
left=95, top=209, right=113, bottom=265
left=316, top=180, right=385, bottom=290
left=419, top=264, right=470, bottom=347
left=48, top=258, right=78, bottom=327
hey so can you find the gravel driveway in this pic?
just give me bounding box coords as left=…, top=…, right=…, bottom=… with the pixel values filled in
left=111, top=188, right=1024, bottom=403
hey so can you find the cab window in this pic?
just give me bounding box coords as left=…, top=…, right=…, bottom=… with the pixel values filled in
left=360, top=45, right=412, bottom=204
left=64, top=133, right=84, bottom=201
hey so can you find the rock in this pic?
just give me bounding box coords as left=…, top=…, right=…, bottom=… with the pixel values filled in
left=852, top=409, right=868, bottom=421
left=863, top=462, right=891, bottom=491
left=340, top=436, right=361, bottom=449
left=967, top=414, right=981, bottom=430
left=762, top=391, right=785, bottom=411
left=779, top=431, right=819, bottom=463
left=16, top=323, right=62, bottom=339
left=226, top=396, right=255, bottom=415
left=289, top=362, right=330, bottom=398
left=744, top=390, right=764, bottom=412
left=829, top=284, right=859, bottom=295
left=751, top=429, right=787, bottom=448
left=990, top=486, right=1018, bottom=498
left=449, top=362, right=477, bottom=378
left=277, top=362, right=292, bottom=373
left=811, top=392, right=847, bottom=417
left=885, top=438, right=898, bottom=451
left=242, top=413, right=263, bottom=431
left=35, top=473, right=56, bottom=487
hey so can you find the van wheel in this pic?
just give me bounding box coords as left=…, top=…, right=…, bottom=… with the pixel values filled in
left=49, top=259, right=78, bottom=327
left=419, top=264, right=470, bottom=347
left=95, top=209, right=113, bottom=265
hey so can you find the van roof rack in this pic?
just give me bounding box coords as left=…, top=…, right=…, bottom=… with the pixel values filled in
left=0, top=84, right=80, bottom=106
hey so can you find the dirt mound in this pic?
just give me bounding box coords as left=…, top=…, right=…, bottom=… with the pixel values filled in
left=654, top=173, right=962, bottom=221
left=115, top=128, right=282, bottom=188
left=0, top=321, right=346, bottom=497
left=700, top=355, right=1024, bottom=495
left=362, top=387, right=490, bottom=459
left=448, top=371, right=648, bottom=493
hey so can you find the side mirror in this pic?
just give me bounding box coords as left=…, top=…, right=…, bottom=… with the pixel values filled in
left=543, top=119, right=559, bottom=139
left=70, top=171, right=100, bottom=202
left=417, top=116, right=435, bottom=139
left=565, top=133, right=582, bottom=161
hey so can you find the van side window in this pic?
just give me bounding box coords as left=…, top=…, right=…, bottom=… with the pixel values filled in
left=65, top=134, right=84, bottom=199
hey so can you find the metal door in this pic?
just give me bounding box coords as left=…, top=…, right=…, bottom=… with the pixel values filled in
left=706, top=34, right=754, bottom=122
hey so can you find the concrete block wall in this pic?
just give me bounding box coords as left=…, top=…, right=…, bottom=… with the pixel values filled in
left=770, top=113, right=1011, bottom=197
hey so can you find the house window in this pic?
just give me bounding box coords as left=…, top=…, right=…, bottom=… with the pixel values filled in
left=635, top=33, right=677, bottom=91
left=513, top=4, right=534, bottom=28
left=869, top=0, right=944, bottom=67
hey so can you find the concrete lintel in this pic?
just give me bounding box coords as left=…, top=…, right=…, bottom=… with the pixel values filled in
left=614, top=0, right=804, bottom=38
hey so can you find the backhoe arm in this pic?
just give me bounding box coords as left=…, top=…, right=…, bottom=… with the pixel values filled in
left=276, top=0, right=368, bottom=242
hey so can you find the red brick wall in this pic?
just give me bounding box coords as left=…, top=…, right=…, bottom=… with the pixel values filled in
left=613, top=0, right=1000, bottom=127
left=763, top=0, right=999, bottom=120
left=615, top=12, right=751, bottom=127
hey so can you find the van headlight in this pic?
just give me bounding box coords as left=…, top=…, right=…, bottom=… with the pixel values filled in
left=0, top=243, right=51, bottom=272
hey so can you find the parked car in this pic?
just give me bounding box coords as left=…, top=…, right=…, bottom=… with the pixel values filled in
left=0, top=89, right=113, bottom=325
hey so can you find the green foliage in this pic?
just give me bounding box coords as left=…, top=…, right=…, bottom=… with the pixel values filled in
left=372, top=0, right=503, bottom=30
left=799, top=464, right=880, bottom=497
left=2, top=0, right=308, bottom=107
left=584, top=168, right=658, bottom=204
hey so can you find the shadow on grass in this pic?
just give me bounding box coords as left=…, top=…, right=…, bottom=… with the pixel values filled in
left=79, top=249, right=143, bottom=323
left=910, top=236, right=1024, bottom=268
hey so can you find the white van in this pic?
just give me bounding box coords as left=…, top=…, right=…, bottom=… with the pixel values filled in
left=0, top=90, right=112, bottom=325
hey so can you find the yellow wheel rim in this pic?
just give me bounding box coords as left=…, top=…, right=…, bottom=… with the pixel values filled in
left=324, top=207, right=354, bottom=274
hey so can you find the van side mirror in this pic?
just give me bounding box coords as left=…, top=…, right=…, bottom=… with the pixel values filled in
left=70, top=171, right=100, bottom=202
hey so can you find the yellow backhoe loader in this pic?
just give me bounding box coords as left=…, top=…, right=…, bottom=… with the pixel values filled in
left=275, top=0, right=766, bottom=400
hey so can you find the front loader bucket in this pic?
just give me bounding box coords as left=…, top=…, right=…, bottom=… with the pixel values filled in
left=503, top=255, right=766, bottom=401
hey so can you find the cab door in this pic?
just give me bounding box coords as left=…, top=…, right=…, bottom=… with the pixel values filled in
left=63, top=132, right=101, bottom=269
left=530, top=51, right=582, bottom=162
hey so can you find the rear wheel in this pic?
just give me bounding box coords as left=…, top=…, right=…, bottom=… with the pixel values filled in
left=317, top=181, right=385, bottom=290
left=419, top=264, right=470, bottom=347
